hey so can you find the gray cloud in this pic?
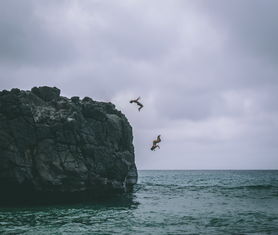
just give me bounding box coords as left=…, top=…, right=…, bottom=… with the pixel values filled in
left=195, top=0, right=278, bottom=64
left=0, top=0, right=77, bottom=67
left=0, top=0, right=277, bottom=169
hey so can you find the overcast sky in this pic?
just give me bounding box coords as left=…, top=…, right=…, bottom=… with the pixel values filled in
left=1, top=0, right=277, bottom=169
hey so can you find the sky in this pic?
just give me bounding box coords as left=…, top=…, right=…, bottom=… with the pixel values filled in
left=0, top=0, right=277, bottom=169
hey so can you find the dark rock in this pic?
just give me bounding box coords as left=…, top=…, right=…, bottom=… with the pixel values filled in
left=10, top=88, right=20, bottom=95
left=82, top=96, right=94, bottom=103
left=71, top=96, right=80, bottom=104
left=0, top=87, right=137, bottom=205
left=31, top=86, right=60, bottom=102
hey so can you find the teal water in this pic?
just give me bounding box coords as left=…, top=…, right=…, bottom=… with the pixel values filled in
left=0, top=170, right=278, bottom=234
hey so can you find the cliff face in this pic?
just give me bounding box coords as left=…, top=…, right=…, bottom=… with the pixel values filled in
left=0, top=86, right=137, bottom=204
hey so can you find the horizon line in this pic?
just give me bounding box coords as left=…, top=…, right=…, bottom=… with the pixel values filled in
left=138, top=169, right=278, bottom=171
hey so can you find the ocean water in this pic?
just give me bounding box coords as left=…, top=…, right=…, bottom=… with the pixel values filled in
left=0, top=170, right=278, bottom=234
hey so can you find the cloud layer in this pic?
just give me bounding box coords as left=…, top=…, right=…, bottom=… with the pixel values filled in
left=1, top=0, right=277, bottom=169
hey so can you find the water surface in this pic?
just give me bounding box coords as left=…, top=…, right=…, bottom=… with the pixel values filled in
left=1, top=170, right=278, bottom=234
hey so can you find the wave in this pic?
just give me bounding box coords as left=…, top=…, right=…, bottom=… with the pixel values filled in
left=137, top=183, right=278, bottom=192
left=228, top=185, right=276, bottom=190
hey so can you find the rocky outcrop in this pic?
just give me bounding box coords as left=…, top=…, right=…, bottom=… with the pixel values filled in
left=0, top=86, right=137, bottom=204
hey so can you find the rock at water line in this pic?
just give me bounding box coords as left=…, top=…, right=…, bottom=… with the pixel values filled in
left=0, top=86, right=138, bottom=204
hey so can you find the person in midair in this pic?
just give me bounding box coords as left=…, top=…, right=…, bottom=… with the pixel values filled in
left=151, top=135, right=161, bottom=151
left=130, top=97, right=143, bottom=111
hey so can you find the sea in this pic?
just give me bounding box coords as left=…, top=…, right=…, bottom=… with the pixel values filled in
left=0, top=170, right=278, bottom=234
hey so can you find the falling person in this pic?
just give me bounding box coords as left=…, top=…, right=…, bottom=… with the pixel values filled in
left=151, top=135, right=161, bottom=151
left=130, top=97, right=143, bottom=111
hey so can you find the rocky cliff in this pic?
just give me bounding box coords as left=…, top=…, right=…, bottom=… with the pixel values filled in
left=0, top=86, right=137, bottom=204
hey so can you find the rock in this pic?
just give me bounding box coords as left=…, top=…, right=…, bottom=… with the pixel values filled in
left=0, top=86, right=137, bottom=205
left=71, top=96, right=80, bottom=104
left=31, top=86, right=60, bottom=102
